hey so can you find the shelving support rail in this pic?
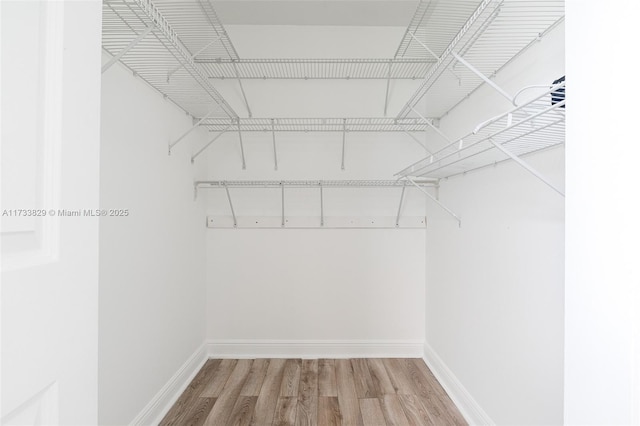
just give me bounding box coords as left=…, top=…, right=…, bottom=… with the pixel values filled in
left=396, top=81, right=566, bottom=197
left=171, top=117, right=437, bottom=170
left=195, top=180, right=442, bottom=229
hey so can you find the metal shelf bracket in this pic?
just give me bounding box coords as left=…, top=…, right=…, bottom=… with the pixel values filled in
left=451, top=51, right=513, bottom=105
left=341, top=119, right=347, bottom=170
left=102, top=25, right=155, bottom=74
left=488, top=138, right=564, bottom=197
left=191, top=123, right=232, bottom=163
left=396, top=182, right=407, bottom=228
left=237, top=119, right=246, bottom=170
left=223, top=182, right=238, bottom=228
left=405, top=177, right=461, bottom=227
left=169, top=108, right=219, bottom=154
left=271, top=119, right=278, bottom=171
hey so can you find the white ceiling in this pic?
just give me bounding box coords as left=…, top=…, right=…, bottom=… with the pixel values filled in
left=212, top=1, right=418, bottom=26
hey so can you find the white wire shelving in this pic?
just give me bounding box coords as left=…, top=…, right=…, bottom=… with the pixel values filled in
left=396, top=0, right=565, bottom=119
left=394, top=0, right=485, bottom=60
left=102, top=0, right=237, bottom=118
left=102, top=0, right=566, bottom=220
left=151, top=0, right=239, bottom=61
left=197, top=58, right=435, bottom=80
left=396, top=82, right=565, bottom=195
left=196, top=180, right=437, bottom=229
left=200, top=117, right=435, bottom=133
left=196, top=179, right=437, bottom=190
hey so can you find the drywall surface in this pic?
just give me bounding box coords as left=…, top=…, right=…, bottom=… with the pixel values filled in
left=423, top=22, right=565, bottom=425
left=99, top=55, right=208, bottom=425
left=206, top=228, right=425, bottom=346
left=565, top=1, right=640, bottom=424
left=203, top=124, right=428, bottom=352
left=202, top=23, right=430, bottom=351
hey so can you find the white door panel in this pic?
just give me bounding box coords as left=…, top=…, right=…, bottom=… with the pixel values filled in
left=1, top=1, right=101, bottom=424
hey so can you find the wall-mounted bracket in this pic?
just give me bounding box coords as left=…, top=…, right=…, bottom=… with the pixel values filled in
left=281, top=182, right=285, bottom=227
left=233, top=61, right=252, bottom=117
left=399, top=127, right=432, bottom=154
left=405, top=176, right=461, bottom=227
left=396, top=182, right=407, bottom=227
left=408, top=31, right=464, bottom=83
left=488, top=138, right=564, bottom=196
left=190, top=123, right=232, bottom=163
left=271, top=119, right=278, bottom=170
left=223, top=182, right=238, bottom=227
left=237, top=119, right=246, bottom=170
left=167, top=35, right=223, bottom=83
left=408, top=32, right=439, bottom=60
left=341, top=118, right=347, bottom=170
left=451, top=51, right=513, bottom=104
left=102, top=25, right=155, bottom=74
left=169, top=108, right=219, bottom=154
left=383, top=60, right=393, bottom=116
left=319, top=182, right=324, bottom=227
left=410, top=106, right=454, bottom=144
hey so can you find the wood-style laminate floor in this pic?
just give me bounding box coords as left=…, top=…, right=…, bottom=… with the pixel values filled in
left=159, top=358, right=467, bottom=426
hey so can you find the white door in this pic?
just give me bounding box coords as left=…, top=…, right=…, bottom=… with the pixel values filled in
left=1, top=1, right=102, bottom=424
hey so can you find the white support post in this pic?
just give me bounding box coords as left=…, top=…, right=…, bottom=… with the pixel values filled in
left=395, top=183, right=406, bottom=228
left=319, top=182, right=324, bottom=227
left=169, top=108, right=218, bottom=154
left=102, top=25, right=155, bottom=74
left=237, top=119, right=246, bottom=170
left=167, top=35, right=223, bottom=83
left=271, top=119, right=278, bottom=171
left=489, top=139, right=565, bottom=197
left=383, top=60, right=392, bottom=117
left=223, top=183, right=237, bottom=228
left=451, top=52, right=513, bottom=104
left=405, top=177, right=461, bottom=227
left=232, top=61, right=252, bottom=117
left=190, top=123, right=232, bottom=163
left=410, top=106, right=454, bottom=144
left=341, top=118, right=346, bottom=171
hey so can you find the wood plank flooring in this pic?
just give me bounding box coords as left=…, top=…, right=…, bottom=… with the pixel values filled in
left=159, top=358, right=466, bottom=426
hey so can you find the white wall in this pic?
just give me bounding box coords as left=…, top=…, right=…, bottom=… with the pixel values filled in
left=207, top=228, right=425, bottom=350
left=423, top=22, right=565, bottom=425
left=200, top=24, right=430, bottom=356
left=98, top=56, right=209, bottom=424
left=203, top=119, right=428, bottom=356
left=565, top=1, right=640, bottom=424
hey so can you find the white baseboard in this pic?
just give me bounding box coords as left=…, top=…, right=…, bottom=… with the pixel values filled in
left=423, top=342, right=495, bottom=426
left=130, top=344, right=207, bottom=426
left=207, top=339, right=424, bottom=358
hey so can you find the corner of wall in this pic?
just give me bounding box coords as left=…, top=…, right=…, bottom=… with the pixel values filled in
left=422, top=342, right=495, bottom=426
left=129, top=344, right=207, bottom=426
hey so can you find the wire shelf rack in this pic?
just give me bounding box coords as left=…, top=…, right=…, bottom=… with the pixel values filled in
left=102, top=0, right=237, bottom=118
left=151, top=0, right=239, bottom=61
left=196, top=180, right=437, bottom=189
left=395, top=82, right=565, bottom=180
left=197, top=58, right=435, bottom=80
left=200, top=117, right=435, bottom=133
left=394, top=0, right=485, bottom=59
left=396, top=0, right=565, bottom=119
